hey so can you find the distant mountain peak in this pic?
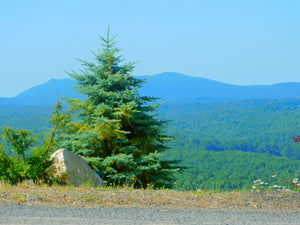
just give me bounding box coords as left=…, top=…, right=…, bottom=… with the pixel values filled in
left=1, top=72, right=300, bottom=106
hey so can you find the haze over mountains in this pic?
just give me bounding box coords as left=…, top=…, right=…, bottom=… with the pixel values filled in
left=1, top=72, right=300, bottom=106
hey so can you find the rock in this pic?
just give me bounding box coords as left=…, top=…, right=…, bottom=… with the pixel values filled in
left=24, top=180, right=35, bottom=186
left=26, top=194, right=42, bottom=201
left=50, top=148, right=103, bottom=187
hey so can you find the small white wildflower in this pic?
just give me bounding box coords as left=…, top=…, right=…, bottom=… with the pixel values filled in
left=293, top=178, right=298, bottom=183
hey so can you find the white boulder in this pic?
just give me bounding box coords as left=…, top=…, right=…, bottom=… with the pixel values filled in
left=50, top=148, right=103, bottom=187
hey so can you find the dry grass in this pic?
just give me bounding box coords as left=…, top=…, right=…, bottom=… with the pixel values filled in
left=0, top=182, right=300, bottom=210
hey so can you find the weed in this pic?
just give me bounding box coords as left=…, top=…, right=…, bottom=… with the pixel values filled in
left=85, top=194, right=94, bottom=202
left=17, top=195, right=26, bottom=202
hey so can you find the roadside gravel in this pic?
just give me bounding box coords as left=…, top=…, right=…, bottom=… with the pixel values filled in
left=1, top=184, right=300, bottom=224
left=0, top=204, right=299, bottom=225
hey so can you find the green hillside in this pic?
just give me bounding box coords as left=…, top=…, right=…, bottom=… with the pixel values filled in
left=1, top=98, right=300, bottom=191
left=168, top=150, right=300, bottom=191
left=0, top=106, right=51, bottom=132
left=159, top=99, right=300, bottom=190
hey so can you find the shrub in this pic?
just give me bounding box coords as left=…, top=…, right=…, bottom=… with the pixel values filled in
left=0, top=127, right=55, bottom=185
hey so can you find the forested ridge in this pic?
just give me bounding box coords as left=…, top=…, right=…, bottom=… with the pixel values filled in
left=160, top=99, right=300, bottom=190
left=0, top=106, right=51, bottom=132
left=1, top=97, right=300, bottom=190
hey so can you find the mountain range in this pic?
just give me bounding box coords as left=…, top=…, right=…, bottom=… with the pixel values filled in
left=1, top=72, right=300, bottom=106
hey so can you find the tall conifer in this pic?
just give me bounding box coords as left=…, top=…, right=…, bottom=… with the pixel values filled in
left=57, top=28, right=183, bottom=188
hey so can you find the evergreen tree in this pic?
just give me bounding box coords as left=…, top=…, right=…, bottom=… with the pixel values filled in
left=57, top=28, right=183, bottom=188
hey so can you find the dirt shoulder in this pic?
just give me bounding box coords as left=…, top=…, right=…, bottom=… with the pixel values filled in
left=1, top=183, right=300, bottom=210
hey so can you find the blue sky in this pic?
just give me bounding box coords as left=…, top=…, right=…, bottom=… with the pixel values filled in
left=1, top=0, right=300, bottom=97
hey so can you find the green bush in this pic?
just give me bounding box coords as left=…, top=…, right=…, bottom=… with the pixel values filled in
left=0, top=127, right=55, bottom=185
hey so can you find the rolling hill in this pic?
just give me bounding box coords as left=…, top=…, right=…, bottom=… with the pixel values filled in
left=1, top=72, right=300, bottom=106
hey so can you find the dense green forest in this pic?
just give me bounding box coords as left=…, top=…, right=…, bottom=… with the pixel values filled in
left=159, top=99, right=300, bottom=190
left=1, top=98, right=300, bottom=190
left=0, top=106, right=51, bottom=132
left=168, top=150, right=300, bottom=191
left=161, top=99, right=300, bottom=158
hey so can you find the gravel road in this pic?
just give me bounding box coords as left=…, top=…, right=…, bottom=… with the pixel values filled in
left=0, top=204, right=299, bottom=225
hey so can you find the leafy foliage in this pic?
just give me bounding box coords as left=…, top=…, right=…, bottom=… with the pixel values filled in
left=0, top=128, right=52, bottom=184
left=0, top=103, right=70, bottom=185
left=55, top=28, right=184, bottom=188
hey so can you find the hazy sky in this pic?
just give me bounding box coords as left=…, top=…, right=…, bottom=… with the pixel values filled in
left=1, top=0, right=300, bottom=97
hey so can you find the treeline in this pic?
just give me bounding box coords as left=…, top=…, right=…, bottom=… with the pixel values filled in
left=160, top=99, right=300, bottom=157
left=158, top=99, right=300, bottom=190
left=168, top=137, right=300, bottom=160
left=0, top=106, right=51, bottom=133
left=167, top=149, right=300, bottom=191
